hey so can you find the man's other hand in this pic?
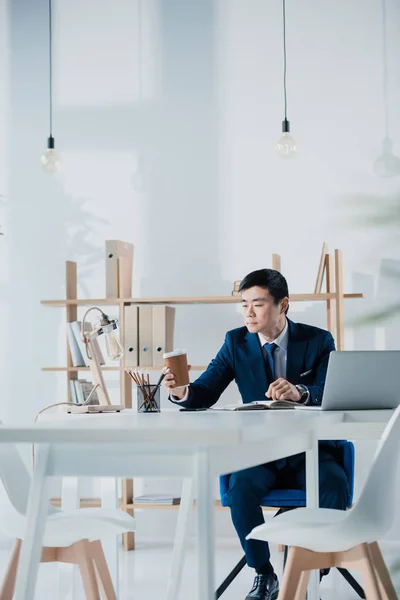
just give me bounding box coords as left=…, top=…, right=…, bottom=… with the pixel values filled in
left=266, top=378, right=301, bottom=401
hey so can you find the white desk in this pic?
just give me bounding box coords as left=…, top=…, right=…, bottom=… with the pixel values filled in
left=0, top=408, right=392, bottom=600
left=0, top=409, right=340, bottom=600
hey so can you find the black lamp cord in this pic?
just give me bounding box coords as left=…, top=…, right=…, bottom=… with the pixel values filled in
left=48, top=0, right=53, bottom=141
left=283, top=0, right=288, bottom=122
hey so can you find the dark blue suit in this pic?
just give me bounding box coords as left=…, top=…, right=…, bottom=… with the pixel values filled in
left=172, top=319, right=349, bottom=569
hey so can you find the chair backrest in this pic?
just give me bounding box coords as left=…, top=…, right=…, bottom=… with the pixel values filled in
left=349, top=404, right=400, bottom=537
left=337, top=440, right=355, bottom=506
left=219, top=441, right=355, bottom=509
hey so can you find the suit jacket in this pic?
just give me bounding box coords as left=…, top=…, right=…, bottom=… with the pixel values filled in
left=172, top=319, right=338, bottom=452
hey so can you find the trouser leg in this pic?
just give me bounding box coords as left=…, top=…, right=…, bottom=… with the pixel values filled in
left=225, top=464, right=278, bottom=570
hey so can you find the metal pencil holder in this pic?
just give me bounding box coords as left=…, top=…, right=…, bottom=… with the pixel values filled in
left=137, top=385, right=161, bottom=413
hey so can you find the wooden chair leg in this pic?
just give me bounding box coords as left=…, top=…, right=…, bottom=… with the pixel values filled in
left=74, top=540, right=101, bottom=600
left=91, top=540, right=117, bottom=600
left=0, top=539, right=22, bottom=600
left=278, top=547, right=309, bottom=600
left=278, top=544, right=285, bottom=553
left=293, top=569, right=311, bottom=600
left=368, top=542, right=397, bottom=600
left=356, top=544, right=383, bottom=600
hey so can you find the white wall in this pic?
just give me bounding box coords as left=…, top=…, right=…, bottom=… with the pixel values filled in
left=0, top=0, right=8, bottom=405
left=2, top=0, right=400, bottom=541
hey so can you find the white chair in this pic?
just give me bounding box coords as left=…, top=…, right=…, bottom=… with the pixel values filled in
left=247, top=405, right=400, bottom=600
left=0, top=435, right=135, bottom=599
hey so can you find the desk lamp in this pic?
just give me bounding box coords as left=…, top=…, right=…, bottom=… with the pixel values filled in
left=69, top=306, right=124, bottom=413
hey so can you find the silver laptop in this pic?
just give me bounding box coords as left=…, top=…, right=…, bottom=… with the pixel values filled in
left=297, top=351, right=400, bottom=411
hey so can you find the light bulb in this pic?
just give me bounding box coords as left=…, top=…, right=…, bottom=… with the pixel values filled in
left=97, top=313, right=124, bottom=360
left=373, top=138, right=400, bottom=178
left=277, top=120, right=296, bottom=158
left=41, top=148, right=61, bottom=173
left=277, top=133, right=296, bottom=158
left=41, top=136, right=61, bottom=173
left=104, top=331, right=124, bottom=361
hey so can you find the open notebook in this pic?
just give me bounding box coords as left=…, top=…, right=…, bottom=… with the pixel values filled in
left=212, top=400, right=297, bottom=411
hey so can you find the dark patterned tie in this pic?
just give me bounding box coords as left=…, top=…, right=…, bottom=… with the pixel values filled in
left=263, top=342, right=278, bottom=382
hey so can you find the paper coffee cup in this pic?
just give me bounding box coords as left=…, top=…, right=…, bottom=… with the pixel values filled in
left=163, top=349, right=190, bottom=388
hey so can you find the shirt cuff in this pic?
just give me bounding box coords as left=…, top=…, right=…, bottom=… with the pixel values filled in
left=170, top=386, right=189, bottom=403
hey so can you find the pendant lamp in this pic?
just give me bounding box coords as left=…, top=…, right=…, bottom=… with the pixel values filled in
left=276, top=0, right=296, bottom=158
left=41, top=0, right=61, bottom=173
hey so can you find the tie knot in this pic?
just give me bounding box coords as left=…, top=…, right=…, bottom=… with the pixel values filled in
left=263, top=342, right=278, bottom=357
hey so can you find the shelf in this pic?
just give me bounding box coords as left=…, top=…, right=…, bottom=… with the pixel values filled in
left=50, top=497, right=279, bottom=511
left=41, top=293, right=363, bottom=307
left=127, top=502, right=278, bottom=511
left=42, top=366, right=207, bottom=372
left=129, top=501, right=227, bottom=510
left=42, top=366, right=121, bottom=372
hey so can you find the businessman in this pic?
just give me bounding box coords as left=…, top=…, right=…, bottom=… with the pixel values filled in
left=165, top=268, right=349, bottom=600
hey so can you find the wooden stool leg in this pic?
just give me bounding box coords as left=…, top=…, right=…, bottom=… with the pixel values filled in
left=357, top=544, right=383, bottom=600
left=368, top=543, right=397, bottom=600
left=278, top=547, right=309, bottom=600
left=74, top=540, right=101, bottom=600
left=91, top=540, right=117, bottom=600
left=0, top=539, right=22, bottom=600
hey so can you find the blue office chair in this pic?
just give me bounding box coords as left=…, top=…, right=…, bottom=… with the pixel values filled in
left=217, top=441, right=365, bottom=599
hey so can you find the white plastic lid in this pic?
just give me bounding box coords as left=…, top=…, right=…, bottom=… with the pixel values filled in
left=163, top=349, right=187, bottom=359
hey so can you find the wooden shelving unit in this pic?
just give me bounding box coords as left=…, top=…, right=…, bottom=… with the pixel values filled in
left=41, top=244, right=363, bottom=551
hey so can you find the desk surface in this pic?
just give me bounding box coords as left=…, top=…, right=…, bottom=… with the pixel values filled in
left=3, top=409, right=339, bottom=446
left=1, top=408, right=393, bottom=446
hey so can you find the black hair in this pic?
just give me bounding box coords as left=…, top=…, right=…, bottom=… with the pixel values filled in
left=238, top=269, right=289, bottom=312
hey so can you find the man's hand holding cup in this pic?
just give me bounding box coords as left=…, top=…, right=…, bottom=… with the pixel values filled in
left=162, top=349, right=191, bottom=400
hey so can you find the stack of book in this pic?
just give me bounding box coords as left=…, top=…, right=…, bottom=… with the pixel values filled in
left=66, top=321, right=105, bottom=368
left=134, top=495, right=180, bottom=506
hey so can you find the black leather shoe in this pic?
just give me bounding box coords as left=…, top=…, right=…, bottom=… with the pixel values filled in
left=245, top=573, right=279, bottom=600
